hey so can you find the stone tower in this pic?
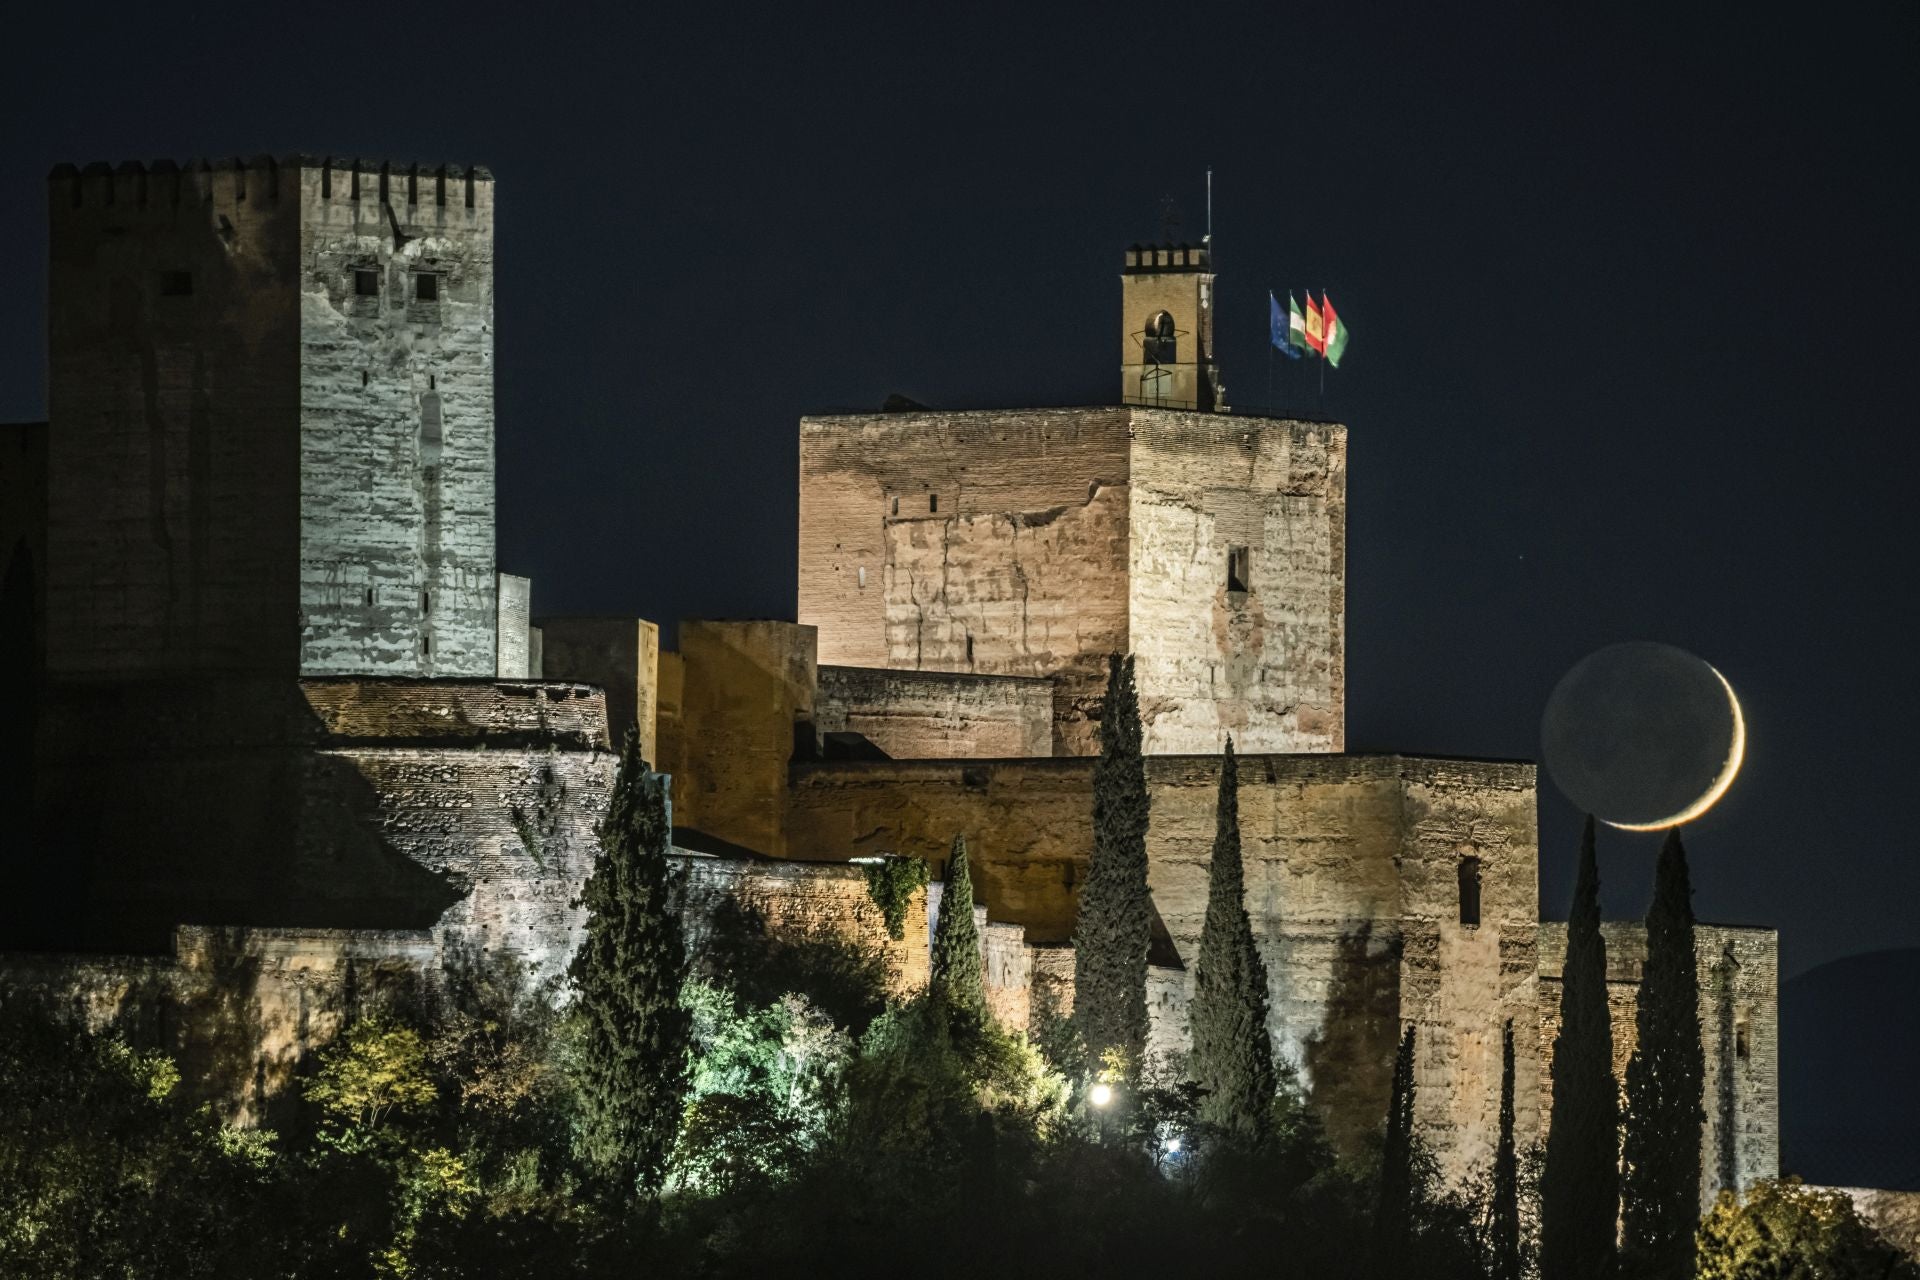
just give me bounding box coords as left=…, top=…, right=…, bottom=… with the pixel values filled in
left=1120, top=242, right=1226, bottom=412
left=44, top=156, right=497, bottom=679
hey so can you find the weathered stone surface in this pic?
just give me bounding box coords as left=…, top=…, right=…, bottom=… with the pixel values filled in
left=537, top=616, right=660, bottom=763
left=1538, top=920, right=1780, bottom=1207
left=42, top=158, right=497, bottom=680
left=1828, top=1188, right=1920, bottom=1262
left=816, top=665, right=1052, bottom=759
left=790, top=751, right=1536, bottom=1172
left=797, top=406, right=1343, bottom=756
left=496, top=574, right=532, bottom=677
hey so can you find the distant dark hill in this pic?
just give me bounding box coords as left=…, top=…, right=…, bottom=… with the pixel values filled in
left=1781, top=948, right=1920, bottom=1190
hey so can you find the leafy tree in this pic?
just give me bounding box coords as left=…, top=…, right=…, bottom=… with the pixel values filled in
left=304, top=1016, right=439, bottom=1140
left=567, top=730, right=692, bottom=1200
left=1489, top=1019, right=1522, bottom=1280
left=1541, top=815, right=1620, bottom=1280
left=1376, top=1023, right=1419, bottom=1256
left=1073, top=651, right=1152, bottom=1083
left=1622, top=829, right=1706, bottom=1279
left=1187, top=738, right=1276, bottom=1143
left=1695, top=1178, right=1919, bottom=1280
left=929, top=834, right=989, bottom=1025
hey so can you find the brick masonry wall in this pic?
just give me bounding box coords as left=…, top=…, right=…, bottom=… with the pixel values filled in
left=798, top=409, right=1133, bottom=755
left=1538, top=920, right=1780, bottom=1203
left=1128, top=412, right=1346, bottom=754
left=816, top=664, right=1053, bottom=759
left=296, top=163, right=496, bottom=677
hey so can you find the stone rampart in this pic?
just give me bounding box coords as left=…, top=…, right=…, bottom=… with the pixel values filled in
left=816, top=665, right=1052, bottom=759
left=1538, top=920, right=1779, bottom=1202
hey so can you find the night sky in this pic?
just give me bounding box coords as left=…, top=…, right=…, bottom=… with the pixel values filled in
left=4, top=1, right=1915, bottom=1165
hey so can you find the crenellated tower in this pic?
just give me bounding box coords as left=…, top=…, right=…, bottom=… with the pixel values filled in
left=44, top=156, right=498, bottom=678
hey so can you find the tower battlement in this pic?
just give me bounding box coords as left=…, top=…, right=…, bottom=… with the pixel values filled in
left=1123, top=241, right=1213, bottom=272
left=47, top=156, right=494, bottom=213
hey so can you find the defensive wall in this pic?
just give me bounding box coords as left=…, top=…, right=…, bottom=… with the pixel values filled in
left=1538, top=920, right=1780, bottom=1208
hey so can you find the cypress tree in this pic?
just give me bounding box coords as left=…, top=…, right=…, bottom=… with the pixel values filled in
left=1621, top=829, right=1706, bottom=1279
left=1376, top=1023, right=1419, bottom=1254
left=1188, top=739, right=1276, bottom=1143
left=568, top=732, right=692, bottom=1199
left=1541, top=816, right=1620, bottom=1280
left=929, top=834, right=988, bottom=1025
left=1490, top=1019, right=1522, bottom=1280
left=1073, top=652, right=1152, bottom=1081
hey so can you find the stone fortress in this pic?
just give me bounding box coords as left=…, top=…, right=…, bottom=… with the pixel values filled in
left=0, top=156, right=1777, bottom=1202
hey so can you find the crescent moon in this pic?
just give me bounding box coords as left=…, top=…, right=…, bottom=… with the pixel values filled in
left=1603, top=664, right=1746, bottom=831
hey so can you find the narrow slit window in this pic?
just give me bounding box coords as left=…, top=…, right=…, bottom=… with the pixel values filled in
left=929, top=494, right=938, bottom=513
left=421, top=636, right=430, bottom=656
left=422, top=591, right=431, bottom=615
left=1226, top=544, right=1251, bottom=593
left=1457, top=857, right=1482, bottom=927
left=1735, top=1019, right=1751, bottom=1060
left=891, top=496, right=899, bottom=516
left=966, top=635, right=975, bottom=663
left=364, top=587, right=374, bottom=606
left=354, top=269, right=380, bottom=296
left=414, top=273, right=439, bottom=302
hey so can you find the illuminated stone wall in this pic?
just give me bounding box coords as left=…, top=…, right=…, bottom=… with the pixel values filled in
left=789, top=751, right=1538, bottom=1172
left=1538, top=920, right=1780, bottom=1204
left=815, top=665, right=1052, bottom=759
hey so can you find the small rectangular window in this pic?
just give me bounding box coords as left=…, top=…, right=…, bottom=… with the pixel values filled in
left=890, top=496, right=899, bottom=516
left=1226, top=544, right=1251, bottom=593
left=354, top=269, right=380, bottom=296
left=159, top=270, right=193, bottom=297
left=414, top=273, right=439, bottom=302
left=929, top=494, right=939, bottom=513
left=1457, top=857, right=1482, bottom=927
left=1735, top=1019, right=1751, bottom=1060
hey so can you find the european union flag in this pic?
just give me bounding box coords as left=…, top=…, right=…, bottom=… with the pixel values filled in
left=1270, top=291, right=1303, bottom=359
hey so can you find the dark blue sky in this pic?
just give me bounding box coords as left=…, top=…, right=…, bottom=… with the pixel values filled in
left=3, top=2, right=1915, bottom=983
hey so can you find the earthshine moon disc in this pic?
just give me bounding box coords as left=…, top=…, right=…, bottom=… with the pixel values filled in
left=1540, top=641, right=1745, bottom=830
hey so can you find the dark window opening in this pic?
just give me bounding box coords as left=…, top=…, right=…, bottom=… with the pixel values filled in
left=1457, top=857, right=1482, bottom=927
left=364, top=587, right=373, bottom=606
left=159, top=270, right=193, bottom=297
left=1226, top=544, right=1251, bottom=593
left=929, top=494, right=939, bottom=513
left=354, top=269, right=380, bottom=296
left=422, top=591, right=431, bottom=615
left=361, top=370, right=369, bottom=387
left=422, top=636, right=430, bottom=656
left=1143, top=310, right=1177, bottom=364
left=966, top=635, right=975, bottom=663
left=1735, top=1020, right=1751, bottom=1060
left=890, top=496, right=899, bottom=516
left=414, top=273, right=439, bottom=302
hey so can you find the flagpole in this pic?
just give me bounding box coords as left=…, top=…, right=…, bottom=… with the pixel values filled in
left=1318, top=287, right=1326, bottom=407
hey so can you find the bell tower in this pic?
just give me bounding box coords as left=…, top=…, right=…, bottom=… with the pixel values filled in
left=1120, top=242, right=1226, bottom=412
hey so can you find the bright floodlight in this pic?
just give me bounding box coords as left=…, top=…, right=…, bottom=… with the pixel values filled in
left=1089, top=1082, right=1113, bottom=1107
left=1162, top=1136, right=1182, bottom=1154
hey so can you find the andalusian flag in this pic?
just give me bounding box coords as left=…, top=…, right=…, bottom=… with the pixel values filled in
left=1288, top=293, right=1310, bottom=356
left=1304, top=293, right=1327, bottom=356
left=1323, top=293, right=1349, bottom=367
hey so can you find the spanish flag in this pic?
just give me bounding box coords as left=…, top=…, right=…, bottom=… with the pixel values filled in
left=1304, top=293, right=1327, bottom=356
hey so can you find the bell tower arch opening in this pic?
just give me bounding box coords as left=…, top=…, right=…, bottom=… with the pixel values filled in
left=1120, top=241, right=1226, bottom=412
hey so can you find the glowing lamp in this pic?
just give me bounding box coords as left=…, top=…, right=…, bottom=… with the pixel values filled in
left=1089, top=1082, right=1113, bottom=1108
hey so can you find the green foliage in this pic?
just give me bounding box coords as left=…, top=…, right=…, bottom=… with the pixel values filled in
left=862, top=854, right=928, bottom=941
left=304, top=1016, right=440, bottom=1140
left=1695, top=1178, right=1919, bottom=1280
left=1376, top=1022, right=1421, bottom=1259
left=1622, top=828, right=1707, bottom=1279
left=929, top=834, right=989, bottom=1026
left=1541, top=815, right=1621, bottom=1280
left=1187, top=739, right=1276, bottom=1144
left=1489, top=1020, right=1522, bottom=1280
left=567, top=731, right=693, bottom=1199
left=1074, top=651, right=1152, bottom=1083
